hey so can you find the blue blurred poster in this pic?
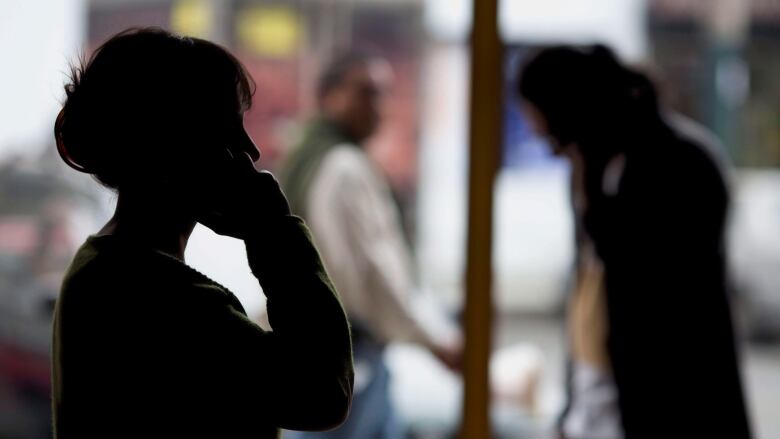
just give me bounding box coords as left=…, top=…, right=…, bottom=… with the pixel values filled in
left=502, top=46, right=566, bottom=171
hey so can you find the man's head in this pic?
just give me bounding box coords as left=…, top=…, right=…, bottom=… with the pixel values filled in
left=317, top=52, right=392, bottom=142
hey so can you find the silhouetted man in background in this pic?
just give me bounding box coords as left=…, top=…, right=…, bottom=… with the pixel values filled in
left=281, top=53, right=462, bottom=439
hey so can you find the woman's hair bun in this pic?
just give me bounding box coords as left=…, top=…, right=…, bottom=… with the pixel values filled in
left=589, top=44, right=618, bottom=65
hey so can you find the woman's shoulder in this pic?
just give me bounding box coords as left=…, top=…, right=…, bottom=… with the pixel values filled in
left=59, top=235, right=244, bottom=314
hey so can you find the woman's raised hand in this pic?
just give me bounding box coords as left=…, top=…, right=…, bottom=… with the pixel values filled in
left=198, top=151, right=291, bottom=241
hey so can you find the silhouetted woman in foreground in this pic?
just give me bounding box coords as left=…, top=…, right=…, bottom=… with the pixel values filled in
left=52, top=28, right=353, bottom=437
left=518, top=46, right=751, bottom=439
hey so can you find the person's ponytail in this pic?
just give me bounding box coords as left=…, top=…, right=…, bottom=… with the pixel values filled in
left=587, top=44, right=659, bottom=114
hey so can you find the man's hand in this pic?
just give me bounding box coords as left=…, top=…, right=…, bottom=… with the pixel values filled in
left=429, top=335, right=464, bottom=373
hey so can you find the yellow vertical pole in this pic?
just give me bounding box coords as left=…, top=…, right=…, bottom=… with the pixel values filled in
left=461, top=0, right=501, bottom=438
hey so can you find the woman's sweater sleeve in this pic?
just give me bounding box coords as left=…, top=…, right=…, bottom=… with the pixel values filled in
left=209, top=215, right=354, bottom=431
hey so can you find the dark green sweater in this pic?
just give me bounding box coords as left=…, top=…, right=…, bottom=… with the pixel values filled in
left=52, top=216, right=354, bottom=438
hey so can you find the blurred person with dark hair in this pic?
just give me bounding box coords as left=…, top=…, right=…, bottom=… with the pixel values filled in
left=517, top=45, right=752, bottom=439
left=52, top=28, right=353, bottom=438
left=281, top=53, right=462, bottom=439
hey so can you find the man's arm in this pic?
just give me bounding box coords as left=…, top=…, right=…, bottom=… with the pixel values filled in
left=307, top=148, right=461, bottom=368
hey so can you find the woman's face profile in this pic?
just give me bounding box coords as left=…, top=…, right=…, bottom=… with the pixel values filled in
left=224, top=114, right=260, bottom=163
left=165, top=106, right=260, bottom=218
left=179, top=107, right=258, bottom=173
left=520, top=100, right=564, bottom=155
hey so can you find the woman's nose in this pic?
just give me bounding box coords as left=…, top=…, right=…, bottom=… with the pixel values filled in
left=240, top=128, right=260, bottom=162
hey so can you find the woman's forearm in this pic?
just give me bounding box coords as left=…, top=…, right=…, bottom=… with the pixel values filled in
left=243, top=215, right=354, bottom=427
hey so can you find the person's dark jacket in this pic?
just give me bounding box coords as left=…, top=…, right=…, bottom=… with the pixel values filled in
left=583, top=117, right=752, bottom=439
left=52, top=216, right=354, bottom=438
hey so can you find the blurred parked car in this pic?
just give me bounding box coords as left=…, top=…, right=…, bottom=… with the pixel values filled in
left=0, top=156, right=105, bottom=439
left=730, top=169, right=780, bottom=342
